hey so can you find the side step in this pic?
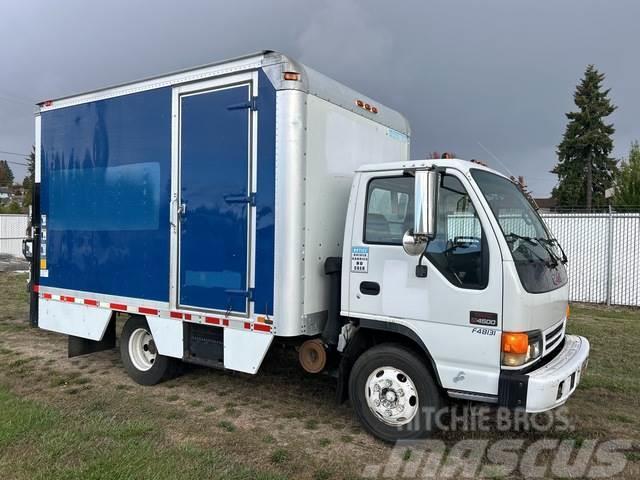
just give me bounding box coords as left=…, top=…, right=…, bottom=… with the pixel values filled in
left=183, top=323, right=224, bottom=369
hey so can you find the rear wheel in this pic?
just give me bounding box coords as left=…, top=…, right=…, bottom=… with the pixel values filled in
left=349, top=343, right=442, bottom=442
left=120, top=315, right=178, bottom=385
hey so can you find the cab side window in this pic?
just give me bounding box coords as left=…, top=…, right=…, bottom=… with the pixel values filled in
left=425, top=175, right=488, bottom=289
left=364, top=174, right=488, bottom=289
left=364, top=177, right=413, bottom=245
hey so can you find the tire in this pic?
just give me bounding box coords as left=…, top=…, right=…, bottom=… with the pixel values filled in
left=349, top=343, right=442, bottom=442
left=120, top=315, right=178, bottom=385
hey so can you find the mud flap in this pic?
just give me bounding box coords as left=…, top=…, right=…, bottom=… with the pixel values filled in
left=224, top=328, right=273, bottom=374
left=68, top=318, right=116, bottom=358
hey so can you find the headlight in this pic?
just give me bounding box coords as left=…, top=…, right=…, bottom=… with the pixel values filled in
left=501, top=331, right=543, bottom=367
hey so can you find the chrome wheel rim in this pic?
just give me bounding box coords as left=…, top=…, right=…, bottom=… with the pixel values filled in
left=365, top=366, right=419, bottom=426
left=129, top=328, right=156, bottom=372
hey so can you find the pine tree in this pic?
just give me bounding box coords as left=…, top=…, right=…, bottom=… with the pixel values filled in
left=614, top=141, right=640, bottom=208
left=22, top=146, right=36, bottom=207
left=0, top=160, right=14, bottom=187
left=552, top=65, right=617, bottom=208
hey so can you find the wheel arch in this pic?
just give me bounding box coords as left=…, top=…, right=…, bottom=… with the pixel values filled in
left=336, top=318, right=443, bottom=404
left=120, top=313, right=179, bottom=385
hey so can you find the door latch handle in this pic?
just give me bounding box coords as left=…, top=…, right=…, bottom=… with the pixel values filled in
left=170, top=198, right=186, bottom=229
left=178, top=203, right=186, bottom=217
left=360, top=281, right=380, bottom=296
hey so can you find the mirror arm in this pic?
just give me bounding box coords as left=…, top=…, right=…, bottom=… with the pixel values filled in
left=415, top=249, right=428, bottom=278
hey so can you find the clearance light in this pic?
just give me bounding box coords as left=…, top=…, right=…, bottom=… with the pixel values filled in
left=283, top=71, right=301, bottom=81
left=566, top=304, right=571, bottom=320
left=501, top=331, right=543, bottom=367
left=355, top=99, right=379, bottom=114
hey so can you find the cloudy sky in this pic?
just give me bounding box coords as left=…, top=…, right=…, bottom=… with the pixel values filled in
left=1, top=0, right=638, bottom=196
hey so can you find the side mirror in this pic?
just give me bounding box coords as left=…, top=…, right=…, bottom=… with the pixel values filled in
left=414, top=169, right=438, bottom=238
left=402, top=169, right=439, bottom=257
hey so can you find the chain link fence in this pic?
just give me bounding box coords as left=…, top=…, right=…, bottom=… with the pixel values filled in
left=541, top=209, right=640, bottom=307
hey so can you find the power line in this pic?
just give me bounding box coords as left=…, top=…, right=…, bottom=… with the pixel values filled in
left=0, top=150, right=30, bottom=167
left=1, top=159, right=29, bottom=167
left=0, top=149, right=30, bottom=158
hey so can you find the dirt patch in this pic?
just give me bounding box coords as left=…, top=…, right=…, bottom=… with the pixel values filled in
left=0, top=275, right=385, bottom=479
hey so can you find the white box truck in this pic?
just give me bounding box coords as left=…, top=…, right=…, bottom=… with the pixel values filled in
left=25, top=51, right=589, bottom=441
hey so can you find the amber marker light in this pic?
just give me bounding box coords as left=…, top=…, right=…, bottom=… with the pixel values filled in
left=283, top=71, right=301, bottom=81
left=502, top=332, right=529, bottom=354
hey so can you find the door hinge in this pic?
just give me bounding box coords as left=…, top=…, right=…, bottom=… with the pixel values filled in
left=227, top=96, right=259, bottom=112
left=223, top=192, right=256, bottom=207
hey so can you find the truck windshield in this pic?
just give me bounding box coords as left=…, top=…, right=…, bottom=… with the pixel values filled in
left=470, top=169, right=568, bottom=293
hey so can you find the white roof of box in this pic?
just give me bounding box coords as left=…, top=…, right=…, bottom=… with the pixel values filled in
left=38, top=50, right=410, bottom=135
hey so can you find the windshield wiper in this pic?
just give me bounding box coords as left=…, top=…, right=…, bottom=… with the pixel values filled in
left=504, top=232, right=537, bottom=246
left=504, top=233, right=559, bottom=267
left=536, top=237, right=568, bottom=265
left=534, top=238, right=560, bottom=268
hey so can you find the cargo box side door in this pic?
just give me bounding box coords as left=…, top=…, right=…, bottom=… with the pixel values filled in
left=171, top=73, right=257, bottom=315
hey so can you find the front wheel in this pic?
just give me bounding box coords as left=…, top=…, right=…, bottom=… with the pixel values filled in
left=120, top=315, right=178, bottom=385
left=349, top=343, right=442, bottom=442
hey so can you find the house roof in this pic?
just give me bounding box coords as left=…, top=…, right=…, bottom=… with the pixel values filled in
left=534, top=197, right=557, bottom=209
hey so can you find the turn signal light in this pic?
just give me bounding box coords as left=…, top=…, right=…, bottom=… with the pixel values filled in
left=501, top=331, right=543, bottom=367
left=501, top=332, right=529, bottom=354
left=566, top=304, right=571, bottom=320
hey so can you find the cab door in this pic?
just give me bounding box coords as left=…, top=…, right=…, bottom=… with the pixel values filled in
left=346, top=169, right=503, bottom=395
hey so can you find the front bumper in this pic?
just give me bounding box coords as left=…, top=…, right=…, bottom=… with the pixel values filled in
left=499, top=335, right=590, bottom=412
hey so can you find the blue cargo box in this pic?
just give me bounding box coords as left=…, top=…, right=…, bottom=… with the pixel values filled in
left=34, top=51, right=410, bottom=350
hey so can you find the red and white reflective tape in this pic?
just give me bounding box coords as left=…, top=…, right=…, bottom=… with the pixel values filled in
left=34, top=286, right=273, bottom=334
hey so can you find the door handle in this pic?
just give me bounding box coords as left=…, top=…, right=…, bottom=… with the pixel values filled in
left=360, top=281, right=380, bottom=296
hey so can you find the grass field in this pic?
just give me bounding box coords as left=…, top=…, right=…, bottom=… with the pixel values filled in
left=0, top=271, right=638, bottom=479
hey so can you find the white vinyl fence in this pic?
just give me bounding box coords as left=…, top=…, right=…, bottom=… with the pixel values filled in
left=0, top=214, right=28, bottom=258
left=541, top=212, right=640, bottom=307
